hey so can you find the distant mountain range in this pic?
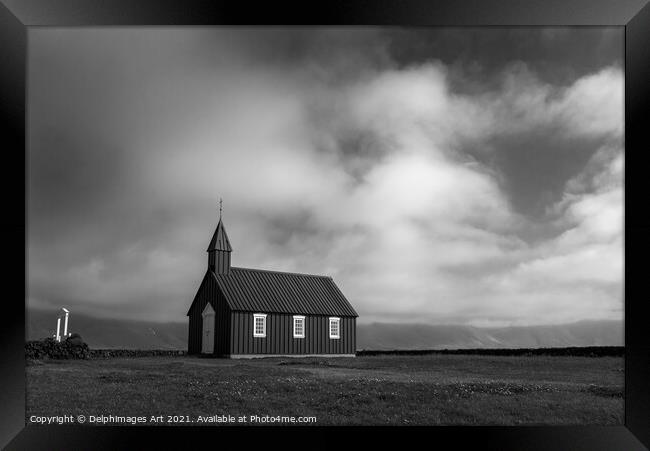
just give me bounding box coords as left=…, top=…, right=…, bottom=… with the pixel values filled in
left=27, top=309, right=623, bottom=350
left=356, top=320, right=623, bottom=350
left=28, top=309, right=187, bottom=350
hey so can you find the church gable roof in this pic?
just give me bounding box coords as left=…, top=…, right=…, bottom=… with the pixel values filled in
left=206, top=218, right=232, bottom=252
left=212, top=267, right=358, bottom=317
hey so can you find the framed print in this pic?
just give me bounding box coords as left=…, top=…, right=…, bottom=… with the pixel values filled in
left=2, top=0, right=649, bottom=449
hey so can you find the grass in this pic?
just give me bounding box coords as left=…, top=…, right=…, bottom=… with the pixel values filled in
left=26, top=354, right=623, bottom=425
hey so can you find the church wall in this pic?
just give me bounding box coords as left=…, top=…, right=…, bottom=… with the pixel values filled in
left=187, top=271, right=231, bottom=355
left=229, top=312, right=356, bottom=356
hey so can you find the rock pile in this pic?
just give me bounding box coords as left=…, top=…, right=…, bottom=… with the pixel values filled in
left=89, top=349, right=186, bottom=358
left=26, top=337, right=186, bottom=360
left=25, top=335, right=90, bottom=360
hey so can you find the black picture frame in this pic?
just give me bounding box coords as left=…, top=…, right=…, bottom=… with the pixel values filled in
left=2, top=0, right=648, bottom=449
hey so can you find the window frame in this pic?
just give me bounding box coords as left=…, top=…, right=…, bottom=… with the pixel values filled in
left=293, top=315, right=305, bottom=338
left=329, top=317, right=340, bottom=339
left=253, top=313, right=267, bottom=338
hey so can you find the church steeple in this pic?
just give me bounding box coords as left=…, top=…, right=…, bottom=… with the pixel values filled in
left=207, top=200, right=232, bottom=274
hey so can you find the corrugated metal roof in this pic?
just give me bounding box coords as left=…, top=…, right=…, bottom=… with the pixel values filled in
left=213, top=267, right=358, bottom=317
left=206, top=218, right=232, bottom=252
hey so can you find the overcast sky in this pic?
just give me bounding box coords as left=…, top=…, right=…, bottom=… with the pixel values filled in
left=27, top=28, right=623, bottom=325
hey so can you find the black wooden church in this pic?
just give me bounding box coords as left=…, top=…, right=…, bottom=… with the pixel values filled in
left=187, top=212, right=358, bottom=358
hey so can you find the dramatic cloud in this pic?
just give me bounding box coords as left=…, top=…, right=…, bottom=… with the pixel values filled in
left=27, top=28, right=623, bottom=326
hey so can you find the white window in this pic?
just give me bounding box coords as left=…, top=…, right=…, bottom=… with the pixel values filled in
left=329, top=317, right=340, bottom=339
left=253, top=314, right=267, bottom=338
left=293, top=315, right=305, bottom=338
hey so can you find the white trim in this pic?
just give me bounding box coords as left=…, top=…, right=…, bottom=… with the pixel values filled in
left=201, top=303, right=215, bottom=316
left=293, top=315, right=305, bottom=338
left=329, top=317, right=340, bottom=339
left=253, top=313, right=267, bottom=338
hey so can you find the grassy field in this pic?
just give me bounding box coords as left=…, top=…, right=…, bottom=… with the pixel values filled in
left=26, top=354, right=623, bottom=426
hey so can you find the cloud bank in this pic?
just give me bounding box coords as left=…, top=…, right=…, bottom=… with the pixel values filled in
left=28, top=29, right=623, bottom=325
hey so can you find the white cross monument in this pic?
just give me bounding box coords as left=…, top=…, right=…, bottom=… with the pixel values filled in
left=55, top=308, right=70, bottom=342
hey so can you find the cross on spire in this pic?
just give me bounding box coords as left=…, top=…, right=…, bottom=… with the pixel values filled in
left=219, top=198, right=223, bottom=220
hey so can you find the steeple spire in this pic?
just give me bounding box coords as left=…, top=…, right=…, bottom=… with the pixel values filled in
left=207, top=199, right=232, bottom=274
